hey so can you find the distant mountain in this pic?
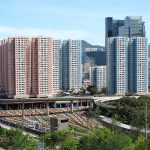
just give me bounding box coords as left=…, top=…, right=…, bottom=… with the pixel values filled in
left=82, top=40, right=106, bottom=80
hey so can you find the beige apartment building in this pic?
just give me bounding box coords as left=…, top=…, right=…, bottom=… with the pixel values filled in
left=0, top=37, right=31, bottom=98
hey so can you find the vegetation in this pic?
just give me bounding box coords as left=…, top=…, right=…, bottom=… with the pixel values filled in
left=87, top=86, right=98, bottom=95
left=2, top=96, right=150, bottom=150
left=0, top=127, right=38, bottom=150
left=69, top=124, right=88, bottom=133
left=86, top=86, right=106, bottom=96
left=40, top=130, right=79, bottom=150
left=0, top=122, right=150, bottom=150
left=100, top=96, right=150, bottom=129
left=40, top=127, right=150, bottom=150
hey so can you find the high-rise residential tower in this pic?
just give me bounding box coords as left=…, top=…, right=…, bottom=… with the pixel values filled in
left=129, top=37, right=148, bottom=93
left=0, top=37, right=31, bottom=98
left=62, top=40, right=82, bottom=90
left=107, top=37, right=129, bottom=94
left=69, top=40, right=82, bottom=90
left=53, top=39, right=62, bottom=93
left=90, top=66, right=107, bottom=92
left=31, top=37, right=53, bottom=97
left=107, top=36, right=148, bottom=95
left=106, top=16, right=147, bottom=95
left=62, top=40, right=69, bottom=90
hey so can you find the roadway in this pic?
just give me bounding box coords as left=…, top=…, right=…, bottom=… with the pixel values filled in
left=93, top=96, right=150, bottom=134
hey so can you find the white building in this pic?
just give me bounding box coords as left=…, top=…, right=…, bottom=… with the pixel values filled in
left=129, top=37, right=148, bottom=93
left=90, top=66, right=107, bottom=92
left=62, top=40, right=82, bottom=90
left=107, top=36, right=148, bottom=95
left=53, top=39, right=62, bottom=94
left=107, top=37, right=129, bottom=95
left=97, top=66, right=107, bottom=91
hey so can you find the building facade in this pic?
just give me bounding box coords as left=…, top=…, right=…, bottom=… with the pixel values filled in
left=62, top=40, right=69, bottom=90
left=69, top=40, right=82, bottom=90
left=0, top=37, right=84, bottom=98
left=105, top=17, right=124, bottom=44
left=129, top=37, right=148, bottom=93
left=96, top=66, right=107, bottom=92
left=0, top=37, right=31, bottom=98
left=31, top=37, right=53, bottom=97
left=62, top=40, right=82, bottom=90
left=53, top=40, right=62, bottom=93
left=119, top=16, right=145, bottom=37
left=107, top=37, right=129, bottom=94
left=90, top=66, right=97, bottom=87
left=106, top=16, right=147, bottom=95
left=148, top=44, right=150, bottom=91
left=107, top=36, right=148, bottom=95
left=105, top=16, right=145, bottom=40
left=90, top=66, right=107, bottom=92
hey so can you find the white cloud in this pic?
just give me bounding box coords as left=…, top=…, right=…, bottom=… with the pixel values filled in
left=0, top=26, right=14, bottom=33
left=0, top=26, right=104, bottom=45
left=0, top=26, right=94, bottom=39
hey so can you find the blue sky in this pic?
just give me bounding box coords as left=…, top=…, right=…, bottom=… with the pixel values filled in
left=0, top=0, right=150, bottom=46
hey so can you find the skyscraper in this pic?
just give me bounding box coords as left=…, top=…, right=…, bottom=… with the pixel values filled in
left=62, top=40, right=82, bottom=90
left=53, top=39, right=62, bottom=93
left=106, top=16, right=147, bottom=95
left=62, top=40, right=69, bottom=90
left=31, top=37, right=53, bottom=97
left=107, top=37, right=129, bottom=94
left=0, top=37, right=31, bottom=98
left=129, top=37, right=148, bottom=93
left=105, top=17, right=124, bottom=41
left=105, top=16, right=145, bottom=40
left=119, top=16, right=145, bottom=37
left=107, top=36, right=148, bottom=95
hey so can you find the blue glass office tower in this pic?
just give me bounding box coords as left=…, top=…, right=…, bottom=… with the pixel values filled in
left=105, top=17, right=124, bottom=38
left=119, top=16, right=145, bottom=37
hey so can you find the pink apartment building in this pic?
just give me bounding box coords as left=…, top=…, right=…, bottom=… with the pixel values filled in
left=31, top=37, right=53, bottom=97
left=0, top=36, right=60, bottom=98
left=0, top=37, right=31, bottom=98
left=0, top=39, right=8, bottom=94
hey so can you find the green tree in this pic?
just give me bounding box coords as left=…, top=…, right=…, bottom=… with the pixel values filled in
left=87, top=86, right=98, bottom=95
left=41, top=130, right=78, bottom=149
left=130, top=136, right=145, bottom=150
left=79, top=128, right=137, bottom=150
left=6, top=129, right=37, bottom=150
left=61, top=135, right=78, bottom=150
